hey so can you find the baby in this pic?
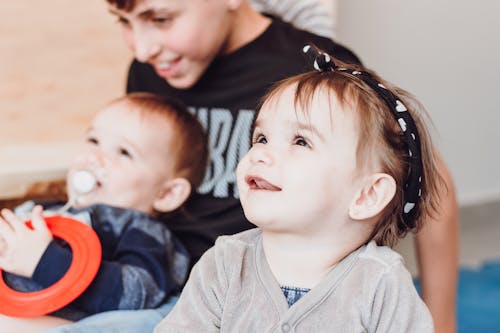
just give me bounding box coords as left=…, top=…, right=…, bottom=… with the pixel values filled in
left=0, top=92, right=208, bottom=320
left=154, top=47, right=441, bottom=332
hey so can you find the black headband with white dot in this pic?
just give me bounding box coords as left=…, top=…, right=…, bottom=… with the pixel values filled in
left=302, top=45, right=423, bottom=229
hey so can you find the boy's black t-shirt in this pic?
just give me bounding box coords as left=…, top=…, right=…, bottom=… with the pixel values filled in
left=127, top=17, right=361, bottom=265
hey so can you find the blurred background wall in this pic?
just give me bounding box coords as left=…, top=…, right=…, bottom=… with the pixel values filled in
left=336, top=0, right=500, bottom=206
left=1, top=0, right=129, bottom=146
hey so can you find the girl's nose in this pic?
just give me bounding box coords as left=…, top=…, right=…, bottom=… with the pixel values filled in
left=249, top=145, right=274, bottom=165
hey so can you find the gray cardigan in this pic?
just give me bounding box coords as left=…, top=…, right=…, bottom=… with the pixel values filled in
left=155, top=228, right=434, bottom=333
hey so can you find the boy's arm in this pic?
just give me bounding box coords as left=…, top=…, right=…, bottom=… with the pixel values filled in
left=369, top=263, right=435, bottom=332
left=248, top=0, right=336, bottom=38
left=416, top=155, right=458, bottom=333
left=155, top=247, right=225, bottom=333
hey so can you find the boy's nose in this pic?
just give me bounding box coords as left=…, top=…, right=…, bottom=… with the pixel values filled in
left=134, top=31, right=161, bottom=62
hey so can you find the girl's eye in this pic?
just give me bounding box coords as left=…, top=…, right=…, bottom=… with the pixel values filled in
left=252, top=134, right=267, bottom=145
left=119, top=147, right=133, bottom=159
left=294, top=136, right=310, bottom=148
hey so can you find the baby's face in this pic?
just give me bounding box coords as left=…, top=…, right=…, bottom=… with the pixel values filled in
left=237, top=85, right=363, bottom=233
left=68, top=103, right=176, bottom=214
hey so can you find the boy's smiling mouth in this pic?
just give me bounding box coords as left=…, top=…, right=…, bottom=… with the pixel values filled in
left=245, top=175, right=281, bottom=191
left=154, top=57, right=182, bottom=78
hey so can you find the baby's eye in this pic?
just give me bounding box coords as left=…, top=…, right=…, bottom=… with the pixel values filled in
left=86, top=137, right=99, bottom=145
left=119, top=147, right=133, bottom=159
left=293, top=136, right=310, bottom=148
left=252, top=134, right=267, bottom=145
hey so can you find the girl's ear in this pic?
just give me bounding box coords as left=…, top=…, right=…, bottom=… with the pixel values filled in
left=153, top=178, right=192, bottom=213
left=348, top=173, right=396, bottom=221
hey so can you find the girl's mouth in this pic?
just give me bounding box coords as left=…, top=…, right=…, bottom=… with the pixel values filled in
left=245, top=175, right=281, bottom=191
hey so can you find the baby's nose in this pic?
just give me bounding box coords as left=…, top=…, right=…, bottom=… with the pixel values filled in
left=72, top=151, right=107, bottom=183
left=73, top=149, right=106, bottom=170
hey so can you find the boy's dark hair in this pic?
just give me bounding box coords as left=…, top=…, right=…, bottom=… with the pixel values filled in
left=260, top=61, right=444, bottom=247
left=111, top=92, right=208, bottom=189
left=106, top=0, right=137, bottom=11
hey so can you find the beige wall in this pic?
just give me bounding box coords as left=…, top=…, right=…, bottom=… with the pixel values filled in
left=1, top=0, right=128, bottom=146
left=0, top=0, right=129, bottom=197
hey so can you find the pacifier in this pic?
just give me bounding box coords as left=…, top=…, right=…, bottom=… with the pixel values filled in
left=71, top=170, right=97, bottom=195
left=56, top=170, right=98, bottom=215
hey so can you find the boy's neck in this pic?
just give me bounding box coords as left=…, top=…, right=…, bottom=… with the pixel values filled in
left=221, top=2, right=271, bottom=55
left=261, top=227, right=368, bottom=289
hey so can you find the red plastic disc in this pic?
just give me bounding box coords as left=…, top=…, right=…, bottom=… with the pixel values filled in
left=0, top=215, right=102, bottom=318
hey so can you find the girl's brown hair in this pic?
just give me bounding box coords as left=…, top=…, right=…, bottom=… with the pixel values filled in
left=260, top=60, right=444, bottom=247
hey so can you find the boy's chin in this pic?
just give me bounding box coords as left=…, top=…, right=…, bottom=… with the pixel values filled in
left=164, top=76, right=198, bottom=90
left=161, top=65, right=204, bottom=90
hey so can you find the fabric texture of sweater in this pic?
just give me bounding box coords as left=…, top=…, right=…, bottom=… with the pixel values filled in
left=155, top=228, right=434, bottom=333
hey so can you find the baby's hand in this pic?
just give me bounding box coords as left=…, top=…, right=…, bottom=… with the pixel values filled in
left=0, top=205, right=53, bottom=278
left=0, top=236, right=6, bottom=256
